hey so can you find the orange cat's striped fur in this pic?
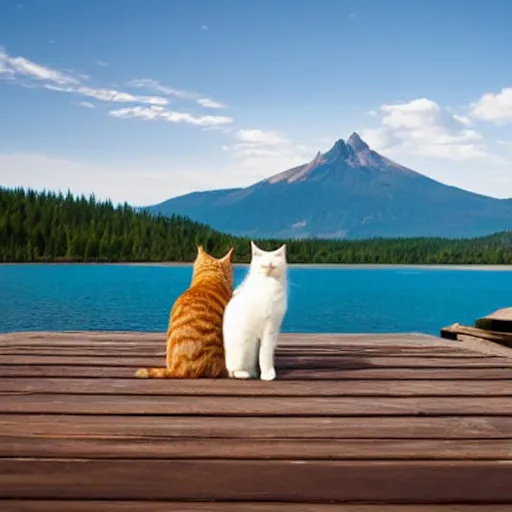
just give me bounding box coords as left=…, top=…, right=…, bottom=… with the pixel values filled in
left=135, top=245, right=235, bottom=379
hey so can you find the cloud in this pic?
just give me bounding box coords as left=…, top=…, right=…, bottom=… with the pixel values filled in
left=0, top=46, right=169, bottom=107
left=96, top=60, right=109, bottom=67
left=127, top=78, right=196, bottom=99
left=0, top=152, right=237, bottom=206
left=108, top=105, right=233, bottom=127
left=235, top=129, right=290, bottom=146
left=0, top=46, right=80, bottom=85
left=45, top=84, right=168, bottom=106
left=76, top=86, right=166, bottom=105
left=196, top=98, right=227, bottom=109
left=470, top=88, right=512, bottom=124
left=0, top=45, right=232, bottom=136
left=196, top=97, right=227, bottom=109
left=201, top=24, right=208, bottom=30
left=361, top=98, right=490, bottom=161
left=2, top=149, right=296, bottom=206
left=223, top=128, right=314, bottom=180
left=128, top=78, right=228, bottom=109
left=73, top=101, right=96, bottom=109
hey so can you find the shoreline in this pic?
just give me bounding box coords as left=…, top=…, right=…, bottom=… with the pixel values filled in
left=1, top=262, right=512, bottom=271
left=126, top=263, right=512, bottom=271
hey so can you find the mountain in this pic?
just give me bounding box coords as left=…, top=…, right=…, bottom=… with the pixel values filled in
left=147, top=133, right=512, bottom=239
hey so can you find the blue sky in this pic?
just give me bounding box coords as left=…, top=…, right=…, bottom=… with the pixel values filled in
left=1, top=0, right=512, bottom=205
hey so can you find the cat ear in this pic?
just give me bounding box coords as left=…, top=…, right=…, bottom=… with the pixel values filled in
left=197, top=245, right=209, bottom=259
left=251, top=241, right=263, bottom=256
left=221, top=247, right=234, bottom=262
left=275, top=244, right=287, bottom=257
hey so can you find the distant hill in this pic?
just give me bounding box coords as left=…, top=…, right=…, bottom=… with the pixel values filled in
left=148, top=133, right=512, bottom=239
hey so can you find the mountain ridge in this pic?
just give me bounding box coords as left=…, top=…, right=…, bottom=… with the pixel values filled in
left=148, top=134, right=512, bottom=239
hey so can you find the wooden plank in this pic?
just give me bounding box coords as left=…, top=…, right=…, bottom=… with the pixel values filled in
left=1, top=459, right=511, bottom=502
left=0, top=331, right=444, bottom=342
left=1, top=394, right=512, bottom=416
left=1, top=365, right=512, bottom=379
left=1, top=414, right=510, bottom=439
left=0, top=338, right=476, bottom=351
left=1, top=339, right=458, bottom=350
left=458, top=334, right=512, bottom=358
left=0, top=332, right=164, bottom=342
left=1, top=330, right=508, bottom=508
left=6, top=501, right=512, bottom=511
left=0, top=346, right=489, bottom=358
left=3, top=378, right=512, bottom=397
left=0, top=340, right=464, bottom=352
left=0, top=436, right=510, bottom=460
left=442, top=323, right=512, bottom=348
left=0, top=354, right=508, bottom=368
left=0, top=332, right=460, bottom=349
left=476, top=307, right=512, bottom=333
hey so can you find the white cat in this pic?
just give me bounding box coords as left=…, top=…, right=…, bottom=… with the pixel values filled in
left=223, top=241, right=288, bottom=381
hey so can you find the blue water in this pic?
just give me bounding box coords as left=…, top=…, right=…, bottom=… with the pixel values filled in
left=0, top=264, right=511, bottom=335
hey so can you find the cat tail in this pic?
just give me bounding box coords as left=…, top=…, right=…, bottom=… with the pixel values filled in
left=135, top=367, right=176, bottom=378
left=135, top=362, right=229, bottom=379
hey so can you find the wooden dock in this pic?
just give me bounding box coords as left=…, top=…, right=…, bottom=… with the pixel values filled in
left=1, top=331, right=512, bottom=511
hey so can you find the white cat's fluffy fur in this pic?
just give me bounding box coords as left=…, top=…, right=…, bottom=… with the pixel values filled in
left=223, top=241, right=288, bottom=381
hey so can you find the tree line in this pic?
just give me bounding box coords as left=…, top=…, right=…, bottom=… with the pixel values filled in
left=0, top=186, right=511, bottom=265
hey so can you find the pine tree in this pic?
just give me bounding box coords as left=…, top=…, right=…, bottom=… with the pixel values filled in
left=0, top=186, right=511, bottom=264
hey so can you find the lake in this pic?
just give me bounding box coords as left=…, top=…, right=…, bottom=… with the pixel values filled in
left=0, top=264, right=511, bottom=335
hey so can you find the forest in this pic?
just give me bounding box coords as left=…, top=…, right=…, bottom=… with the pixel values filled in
left=0, top=186, right=511, bottom=265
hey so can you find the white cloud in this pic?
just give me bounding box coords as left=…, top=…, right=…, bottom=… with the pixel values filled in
left=0, top=46, right=227, bottom=112
left=128, top=78, right=228, bottom=109
left=196, top=97, right=227, bottom=109
left=0, top=151, right=265, bottom=205
left=96, top=60, right=109, bottom=67
left=108, top=105, right=233, bottom=127
left=0, top=46, right=169, bottom=107
left=361, top=98, right=490, bottom=161
left=45, top=84, right=168, bottom=106
left=201, top=24, right=208, bottom=30
left=77, top=86, right=165, bottom=104
left=0, top=46, right=229, bottom=115
left=127, top=78, right=196, bottom=99
left=470, top=88, right=512, bottom=124
left=223, top=128, right=314, bottom=180
left=0, top=153, right=169, bottom=205
left=452, top=114, right=473, bottom=126
left=73, top=101, right=95, bottom=109
left=0, top=46, right=80, bottom=85
left=235, top=129, right=290, bottom=146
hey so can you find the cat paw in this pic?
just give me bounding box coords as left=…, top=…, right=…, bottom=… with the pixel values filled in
left=260, top=368, right=276, bottom=381
left=233, top=370, right=252, bottom=379
left=135, top=368, right=149, bottom=378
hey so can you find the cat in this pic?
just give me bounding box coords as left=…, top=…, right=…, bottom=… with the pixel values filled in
left=222, top=241, right=288, bottom=381
left=135, top=245, right=235, bottom=379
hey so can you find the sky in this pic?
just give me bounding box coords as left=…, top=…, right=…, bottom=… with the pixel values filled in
left=1, top=0, right=512, bottom=206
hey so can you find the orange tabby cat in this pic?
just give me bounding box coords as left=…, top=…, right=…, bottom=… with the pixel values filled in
left=135, top=245, right=235, bottom=379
